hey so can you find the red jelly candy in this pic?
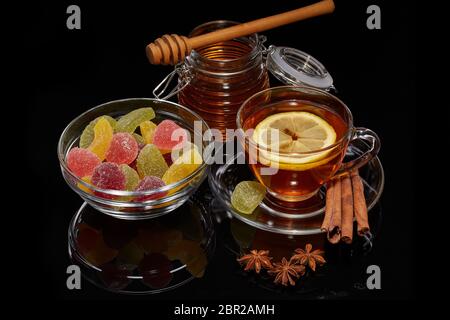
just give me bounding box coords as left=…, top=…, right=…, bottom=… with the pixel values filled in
left=76, top=223, right=101, bottom=256
left=152, top=120, right=188, bottom=151
left=106, top=133, right=139, bottom=165
left=134, top=176, right=167, bottom=201
left=92, top=163, right=126, bottom=197
left=99, top=263, right=132, bottom=290
left=138, top=253, right=173, bottom=289
left=66, top=147, right=101, bottom=178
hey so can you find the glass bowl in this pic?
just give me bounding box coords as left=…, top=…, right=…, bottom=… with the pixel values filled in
left=208, top=142, right=384, bottom=235
left=68, top=197, right=215, bottom=294
left=58, top=98, right=209, bottom=220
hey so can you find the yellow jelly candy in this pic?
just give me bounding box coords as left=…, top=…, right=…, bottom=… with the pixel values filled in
left=162, top=146, right=203, bottom=186
left=88, top=117, right=113, bottom=161
left=80, top=115, right=117, bottom=149
left=136, top=144, right=168, bottom=178
left=78, top=176, right=93, bottom=194
left=165, top=240, right=207, bottom=278
left=84, top=236, right=118, bottom=267
left=231, top=181, right=266, bottom=214
left=140, top=121, right=157, bottom=144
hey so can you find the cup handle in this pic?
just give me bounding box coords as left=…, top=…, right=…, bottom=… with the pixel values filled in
left=337, top=127, right=381, bottom=175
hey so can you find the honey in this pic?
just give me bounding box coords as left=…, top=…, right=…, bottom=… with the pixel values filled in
left=178, top=21, right=269, bottom=140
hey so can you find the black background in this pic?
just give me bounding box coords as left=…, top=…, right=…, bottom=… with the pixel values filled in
left=23, top=0, right=415, bottom=303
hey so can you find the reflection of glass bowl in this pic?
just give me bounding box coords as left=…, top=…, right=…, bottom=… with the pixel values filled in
left=68, top=197, right=215, bottom=294
left=208, top=143, right=384, bottom=235
left=58, top=98, right=209, bottom=219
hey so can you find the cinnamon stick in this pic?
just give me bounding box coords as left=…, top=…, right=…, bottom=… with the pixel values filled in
left=340, top=174, right=354, bottom=244
left=351, top=170, right=370, bottom=236
left=321, top=178, right=341, bottom=244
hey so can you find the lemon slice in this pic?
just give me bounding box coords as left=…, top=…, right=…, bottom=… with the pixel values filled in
left=252, top=111, right=337, bottom=170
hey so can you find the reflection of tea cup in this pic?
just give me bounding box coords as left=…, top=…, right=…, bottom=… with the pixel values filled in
left=237, top=86, right=380, bottom=202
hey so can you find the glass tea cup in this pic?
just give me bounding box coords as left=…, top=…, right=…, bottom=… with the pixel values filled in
left=237, top=86, right=380, bottom=202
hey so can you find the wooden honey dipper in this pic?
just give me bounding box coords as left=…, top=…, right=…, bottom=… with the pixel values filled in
left=146, top=0, right=335, bottom=65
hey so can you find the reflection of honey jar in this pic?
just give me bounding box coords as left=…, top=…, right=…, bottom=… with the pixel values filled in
left=154, top=21, right=334, bottom=140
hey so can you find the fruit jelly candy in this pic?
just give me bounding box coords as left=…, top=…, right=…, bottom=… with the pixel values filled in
left=67, top=147, right=101, bottom=178
left=117, top=241, right=145, bottom=267
left=99, top=263, right=132, bottom=290
left=140, top=120, right=157, bottom=144
left=153, top=120, right=188, bottom=151
left=105, top=132, right=139, bottom=165
left=76, top=223, right=101, bottom=256
left=136, top=227, right=182, bottom=255
left=132, top=133, right=145, bottom=145
left=162, top=146, right=203, bottom=186
left=116, top=107, right=155, bottom=133
left=134, top=176, right=167, bottom=201
left=119, top=164, right=140, bottom=191
left=84, top=236, right=118, bottom=267
left=165, top=240, right=207, bottom=277
left=78, top=176, right=93, bottom=194
left=136, top=144, right=168, bottom=178
left=231, top=181, right=266, bottom=214
left=186, top=254, right=207, bottom=278
left=88, top=117, right=114, bottom=161
left=138, top=253, right=172, bottom=289
left=80, top=115, right=117, bottom=149
left=92, top=162, right=126, bottom=191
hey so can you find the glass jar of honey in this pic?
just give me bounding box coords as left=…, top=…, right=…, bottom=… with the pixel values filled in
left=153, top=20, right=335, bottom=140
left=180, top=21, right=269, bottom=139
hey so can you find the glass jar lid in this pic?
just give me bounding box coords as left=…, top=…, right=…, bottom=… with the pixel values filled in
left=266, top=45, right=334, bottom=90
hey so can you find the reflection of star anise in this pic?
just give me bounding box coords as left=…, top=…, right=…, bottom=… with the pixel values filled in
left=237, top=250, right=273, bottom=273
left=268, top=258, right=305, bottom=286
left=291, top=244, right=326, bottom=271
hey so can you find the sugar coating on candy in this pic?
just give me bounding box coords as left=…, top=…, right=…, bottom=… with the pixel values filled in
left=136, top=144, right=169, bottom=178
left=134, top=176, right=167, bottom=201
left=67, top=147, right=101, bottom=178
left=80, top=116, right=117, bottom=149
left=231, top=181, right=266, bottom=214
left=140, top=120, right=157, bottom=144
left=88, top=117, right=114, bottom=161
left=132, top=133, right=145, bottom=145
left=92, top=162, right=126, bottom=191
left=162, top=146, right=203, bottom=186
left=119, top=164, right=140, bottom=191
left=153, top=120, right=188, bottom=151
left=106, top=132, right=139, bottom=165
left=116, top=108, right=155, bottom=133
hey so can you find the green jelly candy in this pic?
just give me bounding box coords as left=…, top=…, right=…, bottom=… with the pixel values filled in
left=133, top=133, right=145, bottom=145
left=117, top=241, right=145, bottom=267
left=79, top=115, right=117, bottom=149
left=231, top=181, right=266, bottom=214
left=116, top=108, right=155, bottom=133
left=119, top=164, right=140, bottom=191
left=136, top=144, right=168, bottom=178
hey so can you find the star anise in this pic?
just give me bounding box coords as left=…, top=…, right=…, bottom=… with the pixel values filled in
left=237, top=250, right=273, bottom=273
left=268, top=257, right=305, bottom=286
left=291, top=243, right=326, bottom=271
